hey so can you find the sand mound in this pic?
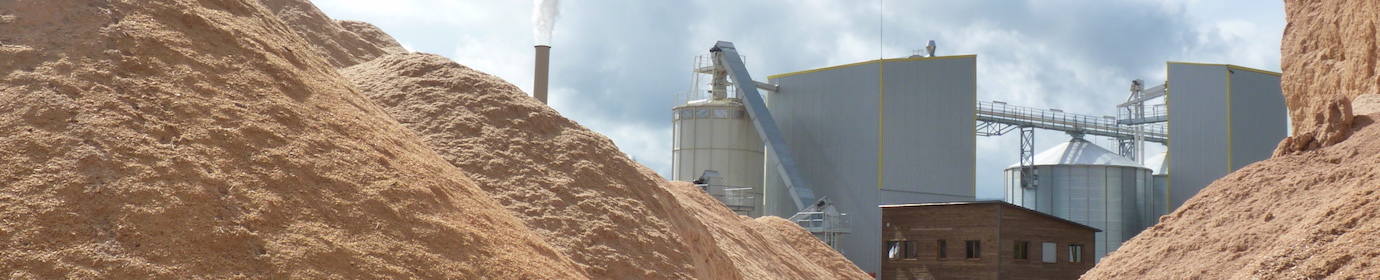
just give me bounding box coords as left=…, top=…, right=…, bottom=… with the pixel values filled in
left=341, top=52, right=870, bottom=279
left=0, top=0, right=586, bottom=278
left=1083, top=1, right=1380, bottom=278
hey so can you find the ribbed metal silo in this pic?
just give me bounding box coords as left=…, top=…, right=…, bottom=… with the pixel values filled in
left=1143, top=151, right=1170, bottom=225
left=1003, top=137, right=1152, bottom=262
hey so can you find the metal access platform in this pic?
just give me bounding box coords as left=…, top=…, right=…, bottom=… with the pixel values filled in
left=975, top=83, right=1170, bottom=190
left=976, top=101, right=1167, bottom=143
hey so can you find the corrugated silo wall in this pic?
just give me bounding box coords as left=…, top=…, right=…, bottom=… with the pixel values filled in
left=1166, top=63, right=1284, bottom=212
left=1003, top=164, right=1150, bottom=262
left=765, top=56, right=977, bottom=276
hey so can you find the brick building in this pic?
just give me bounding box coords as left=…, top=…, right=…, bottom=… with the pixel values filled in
left=880, top=201, right=1098, bottom=280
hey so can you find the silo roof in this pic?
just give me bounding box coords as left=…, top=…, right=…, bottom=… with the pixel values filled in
left=1144, top=151, right=1168, bottom=175
left=1007, top=138, right=1145, bottom=168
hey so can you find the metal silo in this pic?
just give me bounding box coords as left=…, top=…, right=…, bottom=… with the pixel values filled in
left=1143, top=151, right=1170, bottom=225
left=1003, top=137, right=1152, bottom=262
left=672, top=54, right=765, bottom=216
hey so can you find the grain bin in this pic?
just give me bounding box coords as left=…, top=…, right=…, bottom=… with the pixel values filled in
left=1142, top=151, right=1169, bottom=226
left=1003, top=137, right=1152, bottom=262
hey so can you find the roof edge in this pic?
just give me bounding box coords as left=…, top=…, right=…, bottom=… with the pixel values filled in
left=767, top=54, right=977, bottom=80
left=881, top=200, right=1103, bottom=232
left=1167, top=61, right=1281, bottom=76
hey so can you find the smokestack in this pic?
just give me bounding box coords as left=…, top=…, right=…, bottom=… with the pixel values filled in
left=532, top=0, right=559, bottom=104
left=534, top=45, right=551, bottom=104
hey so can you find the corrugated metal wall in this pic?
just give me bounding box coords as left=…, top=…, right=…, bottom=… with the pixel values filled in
left=1227, top=68, right=1287, bottom=171
left=1003, top=164, right=1150, bottom=262
left=765, top=56, right=977, bottom=275
left=1166, top=63, right=1284, bottom=211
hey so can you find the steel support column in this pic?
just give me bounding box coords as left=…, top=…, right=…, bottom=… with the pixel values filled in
left=1118, top=137, right=1137, bottom=162
left=1019, top=127, right=1037, bottom=189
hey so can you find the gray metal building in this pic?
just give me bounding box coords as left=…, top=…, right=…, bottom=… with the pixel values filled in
left=763, top=55, right=978, bottom=275
left=1165, top=63, right=1286, bottom=210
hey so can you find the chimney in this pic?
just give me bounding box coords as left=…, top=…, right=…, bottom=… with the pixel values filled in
left=534, top=45, right=551, bottom=104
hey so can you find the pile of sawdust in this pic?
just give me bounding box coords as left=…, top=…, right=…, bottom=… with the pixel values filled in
left=1083, top=1, right=1380, bottom=278
left=2, top=0, right=872, bottom=278
left=758, top=216, right=896, bottom=280
left=0, top=0, right=585, bottom=278
left=1276, top=0, right=1380, bottom=152
left=341, top=52, right=736, bottom=279
left=1084, top=101, right=1380, bottom=279
left=341, top=51, right=870, bottom=279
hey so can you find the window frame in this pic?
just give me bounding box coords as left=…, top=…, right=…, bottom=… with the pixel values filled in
left=937, top=239, right=948, bottom=260
left=1042, top=242, right=1058, bottom=263
left=1013, top=241, right=1029, bottom=261
left=886, top=241, right=904, bottom=260
left=965, top=240, right=981, bottom=259
left=1069, top=244, right=1084, bottom=263
left=905, top=240, right=919, bottom=259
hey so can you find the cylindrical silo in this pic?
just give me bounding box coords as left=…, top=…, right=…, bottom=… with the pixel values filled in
left=672, top=98, right=764, bottom=216
left=1003, top=137, right=1152, bottom=262
left=1143, top=151, right=1170, bottom=225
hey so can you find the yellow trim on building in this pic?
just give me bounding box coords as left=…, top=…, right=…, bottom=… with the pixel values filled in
left=1225, top=68, right=1234, bottom=173
left=767, top=55, right=978, bottom=80
left=1163, top=62, right=1172, bottom=211
left=877, top=60, right=886, bottom=190
left=1166, top=61, right=1282, bottom=76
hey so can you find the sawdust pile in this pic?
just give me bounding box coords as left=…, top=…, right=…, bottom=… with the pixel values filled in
left=1082, top=1, right=1380, bottom=278
left=758, top=216, right=898, bottom=280
left=2, top=0, right=870, bottom=278
left=0, top=0, right=587, bottom=278
left=341, top=51, right=869, bottom=279
left=1275, top=0, right=1380, bottom=153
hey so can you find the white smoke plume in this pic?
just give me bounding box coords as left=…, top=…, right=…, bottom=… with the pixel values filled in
left=533, top=0, right=560, bottom=46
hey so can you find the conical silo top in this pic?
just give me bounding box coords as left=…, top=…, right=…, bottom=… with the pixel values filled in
left=1144, top=151, right=1168, bottom=175
left=1007, top=138, right=1145, bottom=169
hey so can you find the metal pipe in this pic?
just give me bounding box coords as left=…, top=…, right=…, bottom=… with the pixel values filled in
left=534, top=45, right=551, bottom=104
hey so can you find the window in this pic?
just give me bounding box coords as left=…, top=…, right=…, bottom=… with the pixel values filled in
left=1013, top=241, right=1029, bottom=260
left=695, top=108, right=709, bottom=118
left=712, top=108, right=729, bottom=119
left=1069, top=244, right=1084, bottom=263
left=905, top=241, right=919, bottom=259
left=937, top=239, right=947, bottom=260
left=887, top=241, right=919, bottom=260
left=886, top=241, right=903, bottom=260
left=965, top=240, right=981, bottom=259
left=1042, top=242, right=1057, bottom=263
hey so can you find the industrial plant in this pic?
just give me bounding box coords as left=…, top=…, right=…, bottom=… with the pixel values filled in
left=673, top=41, right=1285, bottom=277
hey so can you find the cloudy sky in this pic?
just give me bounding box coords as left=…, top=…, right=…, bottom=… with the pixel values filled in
left=314, top=0, right=1285, bottom=200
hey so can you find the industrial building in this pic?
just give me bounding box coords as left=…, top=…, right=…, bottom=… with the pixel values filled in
left=1164, top=62, right=1286, bottom=209
left=880, top=201, right=1099, bottom=280
left=762, top=51, right=978, bottom=273
left=671, top=41, right=1285, bottom=275
left=671, top=42, right=976, bottom=275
